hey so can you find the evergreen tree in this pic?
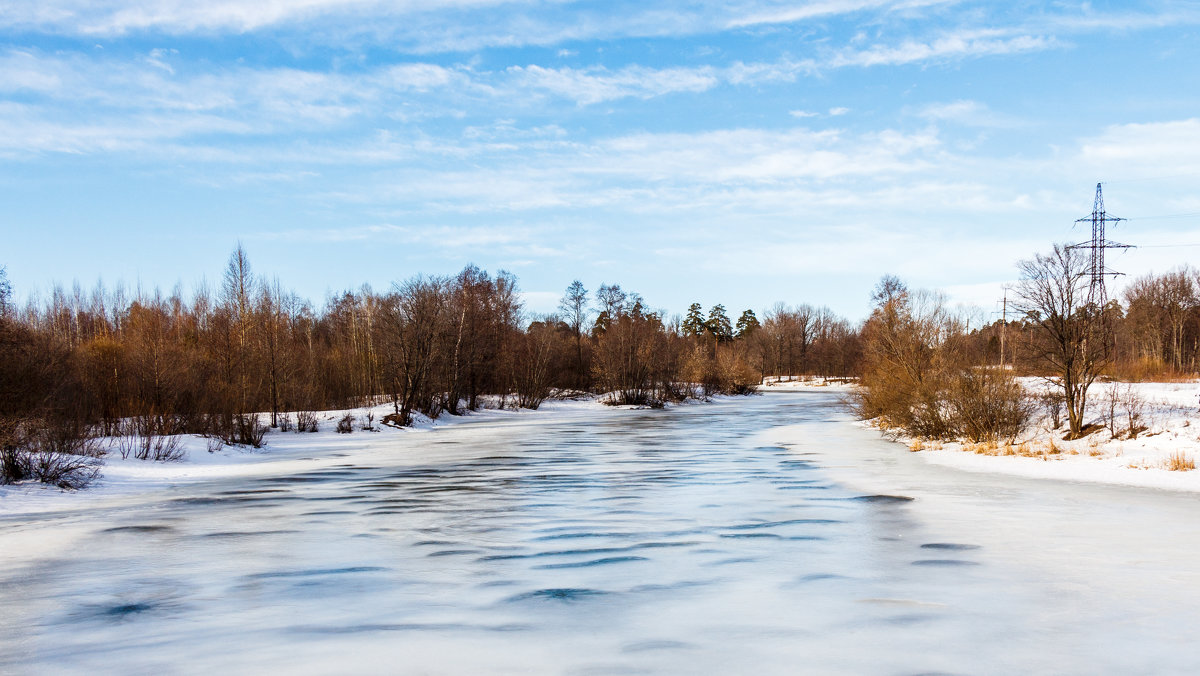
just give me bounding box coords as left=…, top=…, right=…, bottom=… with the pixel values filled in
left=683, top=302, right=705, bottom=336
left=706, top=304, right=733, bottom=342
left=591, top=309, right=612, bottom=337
left=735, top=309, right=760, bottom=338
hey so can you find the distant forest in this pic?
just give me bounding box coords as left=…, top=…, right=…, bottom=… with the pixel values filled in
left=1, top=246, right=1198, bottom=486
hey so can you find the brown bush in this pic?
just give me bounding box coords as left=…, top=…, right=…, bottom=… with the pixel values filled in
left=947, top=368, right=1032, bottom=443
left=0, top=416, right=103, bottom=489
left=856, top=278, right=1031, bottom=443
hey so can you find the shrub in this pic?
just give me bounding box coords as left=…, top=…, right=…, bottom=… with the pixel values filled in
left=18, top=449, right=102, bottom=489
left=115, top=415, right=185, bottom=461
left=1, top=417, right=103, bottom=489
left=947, top=368, right=1032, bottom=443
left=1038, top=389, right=1065, bottom=429
left=295, top=411, right=319, bottom=433
left=336, top=413, right=354, bottom=434
left=1120, top=385, right=1146, bottom=439
left=228, top=413, right=266, bottom=447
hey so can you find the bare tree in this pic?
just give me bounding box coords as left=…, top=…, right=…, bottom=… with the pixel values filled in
left=513, top=315, right=563, bottom=409
left=0, top=265, right=11, bottom=319
left=558, top=280, right=591, bottom=388
left=220, top=244, right=256, bottom=416
left=1123, top=268, right=1196, bottom=373
left=392, top=276, right=449, bottom=423
left=1015, top=244, right=1109, bottom=438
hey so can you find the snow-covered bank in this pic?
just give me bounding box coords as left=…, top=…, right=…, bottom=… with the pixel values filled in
left=0, top=396, right=615, bottom=516
left=758, top=376, right=857, bottom=394
left=0, top=393, right=746, bottom=516
left=882, top=380, right=1200, bottom=493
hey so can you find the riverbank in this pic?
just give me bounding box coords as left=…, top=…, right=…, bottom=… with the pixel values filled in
left=875, top=380, right=1200, bottom=493
left=0, top=396, right=611, bottom=515
left=0, top=393, right=747, bottom=515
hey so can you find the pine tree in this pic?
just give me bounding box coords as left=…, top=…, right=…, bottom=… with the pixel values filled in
left=706, top=305, right=733, bottom=342
left=735, top=309, right=760, bottom=338
left=683, top=302, right=705, bottom=336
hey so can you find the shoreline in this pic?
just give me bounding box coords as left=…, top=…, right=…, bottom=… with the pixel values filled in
left=850, top=380, right=1200, bottom=494
left=0, top=396, right=603, bottom=516
left=6, top=380, right=1199, bottom=516
left=0, top=393, right=745, bottom=516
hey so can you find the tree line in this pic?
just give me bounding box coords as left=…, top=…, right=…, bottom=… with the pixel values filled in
left=0, top=248, right=861, bottom=487
left=10, top=240, right=1189, bottom=488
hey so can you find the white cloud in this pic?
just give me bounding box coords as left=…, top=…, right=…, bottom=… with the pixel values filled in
left=789, top=109, right=819, bottom=118
left=828, top=106, right=850, bottom=116
left=506, top=64, right=719, bottom=106
left=1078, top=119, right=1200, bottom=178
left=917, top=99, right=1024, bottom=128
left=0, top=0, right=510, bottom=35
left=726, top=0, right=912, bottom=28
left=830, top=29, right=1055, bottom=67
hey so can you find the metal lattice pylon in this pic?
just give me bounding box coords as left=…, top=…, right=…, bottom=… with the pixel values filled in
left=1068, top=183, right=1131, bottom=306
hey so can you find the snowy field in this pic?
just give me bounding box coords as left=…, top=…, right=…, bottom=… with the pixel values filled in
left=769, top=376, right=1200, bottom=493
left=903, top=380, right=1200, bottom=493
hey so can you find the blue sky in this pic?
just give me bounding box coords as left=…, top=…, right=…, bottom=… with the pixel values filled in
left=2, top=1, right=1199, bottom=321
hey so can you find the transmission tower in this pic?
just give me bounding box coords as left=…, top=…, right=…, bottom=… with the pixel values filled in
left=1068, top=183, right=1131, bottom=306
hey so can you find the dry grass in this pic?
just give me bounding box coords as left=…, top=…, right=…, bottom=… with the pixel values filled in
left=1165, top=452, right=1196, bottom=472
left=961, top=438, right=1080, bottom=461
left=967, top=439, right=999, bottom=455
left=908, top=439, right=924, bottom=452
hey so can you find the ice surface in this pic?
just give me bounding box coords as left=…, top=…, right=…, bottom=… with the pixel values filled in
left=1, top=392, right=1198, bottom=674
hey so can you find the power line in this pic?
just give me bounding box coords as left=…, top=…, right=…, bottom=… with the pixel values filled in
left=1125, top=212, right=1200, bottom=221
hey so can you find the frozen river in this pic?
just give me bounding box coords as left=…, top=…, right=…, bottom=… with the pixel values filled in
left=2, top=391, right=1199, bottom=674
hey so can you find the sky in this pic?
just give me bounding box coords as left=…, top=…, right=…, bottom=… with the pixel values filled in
left=2, top=0, right=1199, bottom=322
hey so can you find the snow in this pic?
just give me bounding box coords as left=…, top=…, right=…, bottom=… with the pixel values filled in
left=0, top=396, right=614, bottom=516
left=5, top=378, right=1199, bottom=516
left=758, top=374, right=1200, bottom=492
left=879, top=379, right=1200, bottom=493
left=757, top=375, right=858, bottom=393
left=4, top=389, right=1200, bottom=673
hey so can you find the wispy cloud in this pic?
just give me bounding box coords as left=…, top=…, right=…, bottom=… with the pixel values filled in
left=725, top=0, right=955, bottom=29
left=506, top=64, right=720, bottom=106
left=917, top=99, right=1024, bottom=128
left=1079, top=118, right=1200, bottom=176
left=0, top=0, right=511, bottom=36
left=829, top=29, right=1055, bottom=67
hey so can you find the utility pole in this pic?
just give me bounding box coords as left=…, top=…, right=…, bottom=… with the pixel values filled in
left=1068, top=183, right=1131, bottom=306
left=1000, top=286, right=1008, bottom=370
